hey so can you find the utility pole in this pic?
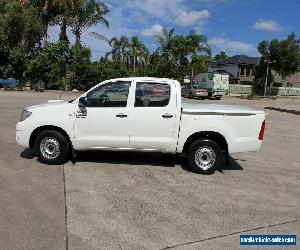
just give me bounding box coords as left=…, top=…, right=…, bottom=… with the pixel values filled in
left=264, top=60, right=276, bottom=98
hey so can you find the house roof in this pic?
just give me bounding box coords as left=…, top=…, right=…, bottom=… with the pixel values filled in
left=210, top=55, right=260, bottom=66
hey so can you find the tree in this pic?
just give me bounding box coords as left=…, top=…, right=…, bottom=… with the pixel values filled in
left=214, top=51, right=227, bottom=60
left=71, top=0, right=109, bottom=46
left=30, top=0, right=64, bottom=42
left=156, top=28, right=175, bottom=60
left=129, top=36, right=148, bottom=72
left=0, top=0, right=44, bottom=80
left=254, top=33, right=300, bottom=92
left=67, top=44, right=93, bottom=90
left=106, top=36, right=130, bottom=64
left=257, top=33, right=300, bottom=79
left=27, top=41, right=71, bottom=89
left=187, top=30, right=211, bottom=76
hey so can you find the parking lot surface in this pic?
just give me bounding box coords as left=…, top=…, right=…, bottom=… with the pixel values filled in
left=0, top=90, right=299, bottom=249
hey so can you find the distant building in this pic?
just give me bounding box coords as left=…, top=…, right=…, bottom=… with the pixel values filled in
left=208, top=54, right=300, bottom=87
left=208, top=55, right=259, bottom=85
left=272, top=71, right=300, bottom=88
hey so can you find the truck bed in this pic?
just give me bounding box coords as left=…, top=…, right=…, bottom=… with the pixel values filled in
left=182, top=103, right=265, bottom=115
left=177, top=103, right=266, bottom=154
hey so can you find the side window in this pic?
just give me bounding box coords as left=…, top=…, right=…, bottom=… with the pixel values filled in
left=87, top=81, right=130, bottom=107
left=135, top=82, right=170, bottom=107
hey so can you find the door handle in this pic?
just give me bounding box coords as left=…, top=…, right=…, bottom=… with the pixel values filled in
left=116, top=113, right=127, bottom=118
left=162, top=114, right=173, bottom=118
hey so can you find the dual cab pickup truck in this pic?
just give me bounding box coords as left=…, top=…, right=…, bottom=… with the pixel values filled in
left=16, top=77, right=266, bottom=174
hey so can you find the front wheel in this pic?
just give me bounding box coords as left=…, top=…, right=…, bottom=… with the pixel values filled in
left=187, top=139, right=221, bottom=174
left=35, top=130, right=70, bottom=165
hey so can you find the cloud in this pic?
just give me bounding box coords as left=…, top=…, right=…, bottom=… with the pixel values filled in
left=47, top=0, right=214, bottom=60
left=142, top=24, right=163, bottom=37
left=125, top=0, right=210, bottom=31
left=195, top=0, right=231, bottom=5
left=210, top=37, right=258, bottom=55
left=175, top=10, right=210, bottom=26
left=254, top=19, right=283, bottom=32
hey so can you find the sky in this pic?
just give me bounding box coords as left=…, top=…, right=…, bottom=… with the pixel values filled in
left=48, top=0, right=300, bottom=61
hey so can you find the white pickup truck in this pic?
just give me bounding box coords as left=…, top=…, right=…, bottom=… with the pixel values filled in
left=16, top=77, right=266, bottom=174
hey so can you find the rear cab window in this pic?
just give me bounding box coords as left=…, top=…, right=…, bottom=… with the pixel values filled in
left=134, top=82, right=170, bottom=107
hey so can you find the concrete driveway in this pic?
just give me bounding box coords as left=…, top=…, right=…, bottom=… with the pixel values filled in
left=0, top=90, right=299, bottom=249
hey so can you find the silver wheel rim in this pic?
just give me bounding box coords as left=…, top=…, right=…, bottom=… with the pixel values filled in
left=40, top=137, right=60, bottom=160
left=195, top=146, right=216, bottom=170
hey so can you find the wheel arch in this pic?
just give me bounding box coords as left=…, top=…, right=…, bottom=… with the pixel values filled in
left=29, top=125, right=72, bottom=149
left=182, top=131, right=228, bottom=155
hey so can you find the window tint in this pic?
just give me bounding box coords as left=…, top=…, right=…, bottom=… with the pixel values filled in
left=135, top=82, right=170, bottom=107
left=87, top=81, right=130, bottom=107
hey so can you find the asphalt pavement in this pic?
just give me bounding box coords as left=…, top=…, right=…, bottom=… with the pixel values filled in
left=0, top=90, right=299, bottom=249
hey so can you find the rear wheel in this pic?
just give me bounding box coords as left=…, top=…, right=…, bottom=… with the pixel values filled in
left=187, top=139, right=221, bottom=174
left=215, top=96, right=222, bottom=100
left=35, top=130, right=70, bottom=165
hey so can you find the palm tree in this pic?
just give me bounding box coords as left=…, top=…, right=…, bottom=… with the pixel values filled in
left=129, top=36, right=148, bottom=72
left=56, top=0, right=75, bottom=42
left=30, top=0, right=74, bottom=42
left=71, top=0, right=109, bottom=46
left=156, top=28, right=175, bottom=60
left=106, top=36, right=130, bottom=64
left=187, top=31, right=211, bottom=76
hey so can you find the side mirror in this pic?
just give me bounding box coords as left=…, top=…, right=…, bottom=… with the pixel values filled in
left=78, top=96, right=88, bottom=107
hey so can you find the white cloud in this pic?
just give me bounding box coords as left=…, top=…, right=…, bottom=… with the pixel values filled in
left=210, top=37, right=258, bottom=55
left=126, top=0, right=182, bottom=21
left=142, top=24, right=163, bottom=37
left=196, top=0, right=230, bottom=3
left=50, top=0, right=213, bottom=60
left=125, top=0, right=210, bottom=31
left=175, top=10, right=210, bottom=26
left=254, top=19, right=283, bottom=32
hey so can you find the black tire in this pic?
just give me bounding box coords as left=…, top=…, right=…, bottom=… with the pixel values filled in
left=35, top=130, right=70, bottom=165
left=187, top=139, right=221, bottom=174
left=215, top=96, right=222, bottom=100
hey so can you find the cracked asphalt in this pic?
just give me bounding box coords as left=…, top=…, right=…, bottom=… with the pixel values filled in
left=0, top=90, right=299, bottom=249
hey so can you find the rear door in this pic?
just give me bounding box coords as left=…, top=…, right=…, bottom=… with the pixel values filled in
left=129, top=80, right=177, bottom=151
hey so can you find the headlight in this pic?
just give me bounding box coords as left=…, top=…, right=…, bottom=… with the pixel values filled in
left=20, top=110, right=32, bottom=122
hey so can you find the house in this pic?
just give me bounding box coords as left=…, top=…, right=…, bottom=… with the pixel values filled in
left=208, top=54, right=300, bottom=88
left=208, top=55, right=260, bottom=85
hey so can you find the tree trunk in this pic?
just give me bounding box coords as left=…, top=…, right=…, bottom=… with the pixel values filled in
left=43, top=1, right=49, bottom=43
left=42, top=19, right=49, bottom=43
left=59, top=18, right=68, bottom=42
left=75, top=27, right=81, bottom=46
left=133, top=56, right=136, bottom=72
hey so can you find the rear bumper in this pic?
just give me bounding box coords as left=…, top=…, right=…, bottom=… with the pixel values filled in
left=212, top=91, right=228, bottom=96
left=229, top=138, right=262, bottom=154
left=16, top=122, right=34, bottom=148
left=193, top=90, right=208, bottom=97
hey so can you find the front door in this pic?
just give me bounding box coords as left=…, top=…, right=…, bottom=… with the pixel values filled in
left=73, top=81, right=132, bottom=149
left=129, top=81, right=177, bottom=151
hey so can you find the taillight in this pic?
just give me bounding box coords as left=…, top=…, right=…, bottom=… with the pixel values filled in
left=258, top=120, right=266, bottom=140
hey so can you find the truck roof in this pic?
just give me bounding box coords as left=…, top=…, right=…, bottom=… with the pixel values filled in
left=109, top=77, right=175, bottom=82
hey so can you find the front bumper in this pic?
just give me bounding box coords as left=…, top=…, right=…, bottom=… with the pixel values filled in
left=16, top=122, right=34, bottom=148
